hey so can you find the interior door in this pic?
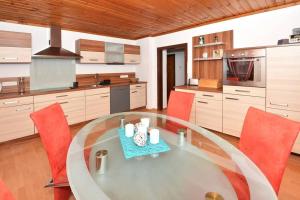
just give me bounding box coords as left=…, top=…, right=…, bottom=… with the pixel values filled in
left=167, top=54, right=175, bottom=102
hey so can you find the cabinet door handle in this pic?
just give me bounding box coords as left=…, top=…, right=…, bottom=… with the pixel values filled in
left=16, top=107, right=31, bottom=112
left=3, top=100, right=19, bottom=105
left=89, top=58, right=98, bottom=61
left=3, top=57, right=18, bottom=60
left=197, top=101, right=208, bottom=104
left=64, top=115, right=69, bottom=118
left=59, top=101, right=68, bottom=105
left=101, top=95, right=109, bottom=98
left=269, top=102, right=288, bottom=107
left=225, top=97, right=239, bottom=101
left=136, top=86, right=142, bottom=88
left=56, top=95, right=68, bottom=98
left=131, top=91, right=137, bottom=93
left=202, top=94, right=214, bottom=97
left=235, top=89, right=250, bottom=93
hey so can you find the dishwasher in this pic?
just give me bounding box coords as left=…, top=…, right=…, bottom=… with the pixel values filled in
left=110, top=85, right=130, bottom=114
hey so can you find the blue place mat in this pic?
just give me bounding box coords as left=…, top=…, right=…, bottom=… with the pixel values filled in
left=118, top=128, right=170, bottom=159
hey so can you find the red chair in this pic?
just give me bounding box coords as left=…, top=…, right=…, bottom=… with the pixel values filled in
left=224, top=107, right=300, bottom=199
left=30, top=103, right=72, bottom=200
left=239, top=107, right=300, bottom=194
left=0, top=180, right=15, bottom=200
left=165, top=90, right=195, bottom=133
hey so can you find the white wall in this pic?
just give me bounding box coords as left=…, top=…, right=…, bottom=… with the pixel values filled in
left=137, top=5, right=300, bottom=109
left=0, top=22, right=137, bottom=77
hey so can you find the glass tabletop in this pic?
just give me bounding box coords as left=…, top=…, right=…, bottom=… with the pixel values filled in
left=67, top=112, right=277, bottom=200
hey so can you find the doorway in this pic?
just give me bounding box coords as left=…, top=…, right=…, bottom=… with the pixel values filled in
left=157, top=43, right=187, bottom=110
left=167, top=54, right=175, bottom=103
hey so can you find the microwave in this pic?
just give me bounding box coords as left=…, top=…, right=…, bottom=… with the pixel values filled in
left=223, top=48, right=266, bottom=88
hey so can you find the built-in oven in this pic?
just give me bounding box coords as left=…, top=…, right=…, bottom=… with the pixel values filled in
left=223, top=48, right=266, bottom=87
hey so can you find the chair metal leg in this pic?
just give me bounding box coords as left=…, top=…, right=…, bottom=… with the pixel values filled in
left=44, top=178, right=69, bottom=188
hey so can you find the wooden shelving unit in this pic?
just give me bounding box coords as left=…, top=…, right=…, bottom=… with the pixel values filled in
left=192, top=30, right=233, bottom=81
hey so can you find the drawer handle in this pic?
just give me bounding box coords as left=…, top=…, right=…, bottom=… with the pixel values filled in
left=3, top=57, right=18, bottom=60
left=131, top=91, right=137, bottom=93
left=59, top=101, right=68, bottom=105
left=202, top=94, right=214, bottom=97
left=235, top=89, right=250, bottom=93
left=3, top=100, right=19, bottom=105
left=136, top=86, right=142, bottom=88
left=225, top=97, right=239, bottom=101
left=89, top=58, right=98, bottom=61
left=269, top=102, right=288, bottom=107
left=101, top=95, right=109, bottom=98
left=16, top=107, right=31, bottom=111
left=280, top=114, right=289, bottom=118
left=197, top=101, right=208, bottom=104
left=56, top=95, right=68, bottom=98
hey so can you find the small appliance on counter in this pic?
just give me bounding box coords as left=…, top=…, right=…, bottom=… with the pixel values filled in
left=188, top=78, right=199, bottom=86
left=99, top=79, right=111, bottom=85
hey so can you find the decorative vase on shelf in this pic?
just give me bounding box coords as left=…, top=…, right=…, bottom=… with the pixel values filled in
left=199, top=36, right=205, bottom=45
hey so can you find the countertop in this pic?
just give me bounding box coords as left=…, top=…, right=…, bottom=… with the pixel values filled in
left=0, top=81, right=147, bottom=100
left=175, top=85, right=223, bottom=93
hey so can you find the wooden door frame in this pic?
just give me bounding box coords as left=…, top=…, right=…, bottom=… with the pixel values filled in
left=157, top=43, right=188, bottom=110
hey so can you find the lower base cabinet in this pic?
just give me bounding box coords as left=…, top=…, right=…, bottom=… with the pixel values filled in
left=196, top=98, right=222, bottom=132
left=85, top=88, right=110, bottom=121
left=267, top=108, right=300, bottom=154
left=223, top=94, right=265, bottom=137
left=0, top=104, right=34, bottom=142
left=34, top=97, right=86, bottom=125
left=130, top=84, right=146, bottom=109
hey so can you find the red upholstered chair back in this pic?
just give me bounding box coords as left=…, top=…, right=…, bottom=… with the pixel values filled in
left=0, top=180, right=15, bottom=200
left=30, top=103, right=72, bottom=182
left=239, top=107, right=300, bottom=193
left=166, top=90, right=195, bottom=121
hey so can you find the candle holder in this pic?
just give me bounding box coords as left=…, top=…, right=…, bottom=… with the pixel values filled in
left=177, top=129, right=186, bottom=146
left=95, top=150, right=108, bottom=175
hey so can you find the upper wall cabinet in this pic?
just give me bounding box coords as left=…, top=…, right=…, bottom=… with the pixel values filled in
left=0, top=30, right=32, bottom=63
left=76, top=39, right=105, bottom=64
left=76, top=39, right=140, bottom=64
left=124, top=44, right=140, bottom=64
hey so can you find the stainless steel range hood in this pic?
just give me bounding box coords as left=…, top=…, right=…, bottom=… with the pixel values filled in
left=33, top=26, right=81, bottom=59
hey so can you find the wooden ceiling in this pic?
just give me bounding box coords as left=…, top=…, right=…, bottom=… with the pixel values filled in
left=0, top=0, right=300, bottom=39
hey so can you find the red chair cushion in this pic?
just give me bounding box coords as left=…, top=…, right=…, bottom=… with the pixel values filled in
left=239, top=107, right=300, bottom=193
left=167, top=90, right=195, bottom=121
left=0, top=180, right=15, bottom=200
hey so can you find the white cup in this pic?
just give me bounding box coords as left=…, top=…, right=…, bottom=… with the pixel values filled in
left=141, top=118, right=150, bottom=128
left=125, top=123, right=134, bottom=137
left=150, top=129, right=160, bottom=144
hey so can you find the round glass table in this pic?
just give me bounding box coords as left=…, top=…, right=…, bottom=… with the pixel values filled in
left=67, top=112, right=277, bottom=200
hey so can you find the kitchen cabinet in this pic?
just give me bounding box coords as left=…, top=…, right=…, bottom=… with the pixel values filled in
left=266, top=46, right=300, bottom=112
left=130, top=83, right=146, bottom=109
left=76, top=39, right=105, bottom=64
left=266, top=45, right=300, bottom=154
left=0, top=30, right=32, bottom=63
left=196, top=96, right=222, bottom=132
left=266, top=108, right=300, bottom=154
left=0, top=96, right=34, bottom=142
left=174, top=88, right=222, bottom=130
left=85, top=88, right=110, bottom=121
left=124, top=44, right=140, bottom=64
left=34, top=91, right=85, bottom=125
left=223, top=93, right=265, bottom=137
